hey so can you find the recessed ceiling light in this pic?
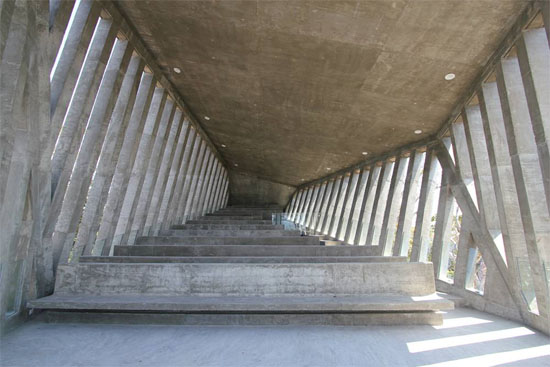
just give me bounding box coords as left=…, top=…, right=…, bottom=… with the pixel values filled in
left=362, top=152, right=369, bottom=156
left=301, top=179, right=305, bottom=181
left=204, top=116, right=210, bottom=120
left=445, top=73, right=455, bottom=81
left=234, top=163, right=238, bottom=167
left=173, top=67, right=181, bottom=74
left=326, top=167, right=331, bottom=170
left=221, top=144, right=226, bottom=148
left=414, top=129, right=423, bottom=135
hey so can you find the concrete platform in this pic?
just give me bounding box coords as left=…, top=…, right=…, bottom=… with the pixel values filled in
left=113, top=244, right=382, bottom=257
left=78, top=255, right=408, bottom=264
left=135, top=235, right=320, bottom=246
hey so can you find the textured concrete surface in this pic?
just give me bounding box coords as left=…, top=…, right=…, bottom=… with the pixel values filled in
left=228, top=171, right=295, bottom=207
left=115, top=0, right=529, bottom=185
left=2, top=308, right=549, bottom=367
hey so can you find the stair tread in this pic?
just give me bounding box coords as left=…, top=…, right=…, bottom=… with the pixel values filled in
left=79, top=255, right=407, bottom=263
left=29, top=293, right=454, bottom=312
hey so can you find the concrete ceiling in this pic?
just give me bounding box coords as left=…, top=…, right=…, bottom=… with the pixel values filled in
left=116, top=0, right=527, bottom=186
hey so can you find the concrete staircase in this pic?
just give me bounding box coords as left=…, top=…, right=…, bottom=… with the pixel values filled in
left=28, top=206, right=453, bottom=325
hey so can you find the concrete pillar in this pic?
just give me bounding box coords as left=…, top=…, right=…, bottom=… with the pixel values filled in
left=143, top=109, right=184, bottom=235
left=111, top=86, right=165, bottom=247
left=207, top=162, right=223, bottom=214
left=165, top=127, right=196, bottom=226
left=497, top=56, right=550, bottom=317
left=357, top=164, right=381, bottom=245
left=379, top=156, right=409, bottom=255
left=344, top=168, right=366, bottom=243
left=76, top=55, right=143, bottom=254
left=51, top=37, right=128, bottom=265
left=310, top=182, right=327, bottom=232
left=328, top=175, right=347, bottom=237
left=127, top=97, right=174, bottom=244
left=431, top=168, right=456, bottom=279
left=297, top=186, right=313, bottom=226
left=202, top=161, right=220, bottom=215
left=213, top=170, right=227, bottom=211
left=174, top=136, right=203, bottom=223
left=286, top=190, right=299, bottom=218
left=410, top=149, right=440, bottom=262
left=451, top=120, right=478, bottom=207
left=463, top=105, right=506, bottom=261
left=318, top=180, right=335, bottom=233
left=366, top=160, right=394, bottom=247
left=188, top=147, right=211, bottom=220
left=304, top=185, right=320, bottom=228
left=193, top=151, right=215, bottom=218
left=182, top=140, right=207, bottom=222
left=50, top=0, right=93, bottom=116
left=290, top=189, right=305, bottom=222
left=335, top=171, right=356, bottom=241
left=220, top=174, right=230, bottom=208
left=516, top=27, right=550, bottom=213
left=154, top=120, right=191, bottom=233
left=393, top=150, right=425, bottom=256
left=50, top=16, right=114, bottom=194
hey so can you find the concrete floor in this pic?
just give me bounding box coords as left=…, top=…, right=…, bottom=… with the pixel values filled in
left=1, top=308, right=549, bottom=367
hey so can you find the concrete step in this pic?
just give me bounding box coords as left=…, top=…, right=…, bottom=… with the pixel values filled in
left=186, top=220, right=273, bottom=225
left=45, top=262, right=439, bottom=296
left=195, top=215, right=263, bottom=221
left=28, top=294, right=453, bottom=314
left=135, top=236, right=320, bottom=246
left=158, top=229, right=301, bottom=237
left=79, top=255, right=408, bottom=264
left=172, top=224, right=284, bottom=230
left=114, top=244, right=382, bottom=257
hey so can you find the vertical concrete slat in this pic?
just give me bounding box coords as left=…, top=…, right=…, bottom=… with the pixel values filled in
left=451, top=121, right=478, bottom=207
left=344, top=168, right=365, bottom=243
left=111, top=86, right=165, bottom=247
left=196, top=152, right=215, bottom=217
left=357, top=165, right=382, bottom=245
left=318, top=180, right=335, bottom=233
left=203, top=161, right=220, bottom=215
left=297, top=186, right=313, bottom=226
left=328, top=175, right=346, bottom=237
left=310, top=182, right=327, bottom=232
left=286, top=190, right=299, bottom=218
left=127, top=97, right=174, bottom=244
left=189, top=148, right=212, bottom=220
left=182, top=141, right=207, bottom=222
left=77, top=55, right=143, bottom=254
left=290, top=189, right=304, bottom=222
left=174, top=136, right=203, bottom=223
left=335, top=171, right=355, bottom=240
left=304, top=185, right=320, bottom=229
left=155, top=121, right=191, bottom=233
left=52, top=37, right=128, bottom=265
left=354, top=166, right=375, bottom=245
left=431, top=168, right=455, bottom=279
left=379, top=156, right=408, bottom=255
left=366, top=161, right=394, bottom=247
left=516, top=27, right=550, bottom=213
left=207, top=162, right=223, bottom=214
left=144, top=109, right=184, bottom=235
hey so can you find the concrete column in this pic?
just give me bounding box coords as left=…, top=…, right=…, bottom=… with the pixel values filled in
left=174, top=136, right=203, bottom=223
left=205, top=161, right=222, bottom=214
left=297, top=186, right=313, bottom=226
left=48, top=0, right=75, bottom=68
left=201, top=160, right=218, bottom=215
left=76, top=55, right=143, bottom=254
left=393, top=150, right=425, bottom=256
left=50, top=16, right=113, bottom=194
left=111, top=86, right=165, bottom=247
left=84, top=75, right=152, bottom=255
left=51, top=37, right=128, bottom=265
left=143, top=109, right=184, bottom=235
left=379, top=156, right=409, bottom=255
left=221, top=174, right=230, bottom=208
left=154, top=120, right=190, bottom=233
left=357, top=164, right=381, bottom=245
left=353, top=167, right=375, bottom=245
left=335, top=171, right=357, bottom=241
left=343, top=169, right=365, bottom=243
left=431, top=168, right=456, bottom=279
left=193, top=151, right=215, bottom=218
left=50, top=0, right=93, bottom=116
left=290, top=189, right=305, bottom=222
left=366, top=160, right=394, bottom=247
left=451, top=120, right=478, bottom=207
left=127, top=97, right=174, bottom=244
left=206, top=162, right=223, bottom=214
left=182, top=140, right=207, bottom=222
left=463, top=105, right=506, bottom=261
left=286, top=190, right=299, bottom=218
left=165, top=127, right=196, bottom=227
left=188, top=148, right=212, bottom=220
left=317, top=180, right=334, bottom=233
left=214, top=170, right=227, bottom=211
left=310, top=182, right=327, bottom=232
left=327, top=175, right=346, bottom=237
left=304, top=184, right=320, bottom=228
left=410, top=149, right=439, bottom=262
left=516, top=27, right=550, bottom=213
left=353, top=166, right=380, bottom=245
left=497, top=56, right=550, bottom=317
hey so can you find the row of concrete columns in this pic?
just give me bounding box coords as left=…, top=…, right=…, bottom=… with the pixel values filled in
left=286, top=15, right=549, bottom=334
left=0, top=0, right=229, bottom=329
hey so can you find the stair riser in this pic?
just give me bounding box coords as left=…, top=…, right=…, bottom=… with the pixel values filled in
left=158, top=230, right=301, bottom=237
left=187, top=220, right=273, bottom=225
left=135, top=236, right=319, bottom=246
left=172, top=224, right=284, bottom=230
left=196, top=216, right=263, bottom=221
left=54, top=263, right=436, bottom=297
left=114, top=245, right=381, bottom=257
left=79, top=256, right=408, bottom=264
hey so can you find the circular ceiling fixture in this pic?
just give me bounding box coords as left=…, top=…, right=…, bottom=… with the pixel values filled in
left=221, top=144, right=226, bottom=148
left=173, top=67, right=182, bottom=74
left=234, top=163, right=238, bottom=167
left=204, top=116, right=210, bottom=120
left=445, top=73, right=455, bottom=81
left=362, top=152, right=369, bottom=156
left=414, top=129, right=423, bottom=135
left=326, top=167, right=331, bottom=171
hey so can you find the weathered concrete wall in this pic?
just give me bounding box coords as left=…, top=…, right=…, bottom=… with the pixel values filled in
left=228, top=171, right=295, bottom=207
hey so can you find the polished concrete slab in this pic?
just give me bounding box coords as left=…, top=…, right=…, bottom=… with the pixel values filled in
left=2, top=308, right=549, bottom=367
